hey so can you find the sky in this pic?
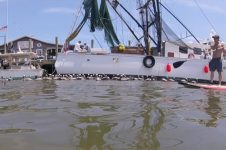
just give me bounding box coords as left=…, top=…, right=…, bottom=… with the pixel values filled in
left=0, top=0, right=226, bottom=48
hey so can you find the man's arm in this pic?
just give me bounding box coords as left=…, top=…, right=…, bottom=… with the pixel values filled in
left=221, top=44, right=226, bottom=51
left=221, top=44, right=226, bottom=58
left=204, top=45, right=211, bottom=55
left=223, top=44, right=226, bottom=53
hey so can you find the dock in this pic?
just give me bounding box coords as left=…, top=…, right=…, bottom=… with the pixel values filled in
left=38, top=60, right=56, bottom=74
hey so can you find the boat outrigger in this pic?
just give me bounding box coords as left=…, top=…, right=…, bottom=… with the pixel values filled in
left=55, top=0, right=226, bottom=83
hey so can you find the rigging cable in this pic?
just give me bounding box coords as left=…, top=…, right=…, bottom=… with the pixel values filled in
left=160, top=1, right=200, bottom=43
left=80, top=11, right=103, bottom=49
left=113, top=8, right=124, bottom=45
left=192, top=0, right=217, bottom=33
left=121, top=14, right=125, bottom=44
left=106, top=0, right=146, bottom=51
left=68, top=5, right=83, bottom=38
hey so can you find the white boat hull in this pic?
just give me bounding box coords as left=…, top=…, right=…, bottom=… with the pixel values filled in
left=0, top=68, right=44, bottom=79
left=55, top=53, right=226, bottom=82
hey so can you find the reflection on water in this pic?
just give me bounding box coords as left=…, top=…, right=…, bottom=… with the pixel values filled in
left=189, top=90, right=226, bottom=128
left=0, top=80, right=226, bottom=150
left=68, top=82, right=165, bottom=150
left=76, top=117, right=116, bottom=150
left=71, top=103, right=165, bottom=150
left=134, top=105, right=164, bottom=150
left=0, top=128, right=35, bottom=134
left=204, top=90, right=224, bottom=127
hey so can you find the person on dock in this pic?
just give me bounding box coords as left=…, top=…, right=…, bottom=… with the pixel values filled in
left=207, top=35, right=226, bottom=85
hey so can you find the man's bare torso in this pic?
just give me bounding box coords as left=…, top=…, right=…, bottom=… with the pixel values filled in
left=210, top=44, right=225, bottom=58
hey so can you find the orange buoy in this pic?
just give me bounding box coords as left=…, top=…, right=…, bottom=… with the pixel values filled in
left=203, top=65, right=209, bottom=73
left=166, top=63, right=172, bottom=72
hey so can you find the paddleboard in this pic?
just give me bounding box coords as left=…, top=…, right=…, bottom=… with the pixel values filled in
left=178, top=81, right=226, bottom=90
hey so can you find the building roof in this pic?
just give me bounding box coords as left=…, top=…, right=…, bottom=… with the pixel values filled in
left=0, top=36, right=63, bottom=47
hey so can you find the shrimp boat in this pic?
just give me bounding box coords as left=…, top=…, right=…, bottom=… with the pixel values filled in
left=55, top=0, right=226, bottom=82
left=0, top=52, right=44, bottom=79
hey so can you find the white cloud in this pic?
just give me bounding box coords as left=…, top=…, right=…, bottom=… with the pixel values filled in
left=42, top=7, right=74, bottom=14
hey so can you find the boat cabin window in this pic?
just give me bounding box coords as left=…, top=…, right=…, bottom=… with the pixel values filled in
left=168, top=52, right=174, bottom=57
left=179, top=46, right=188, bottom=54
left=193, top=47, right=202, bottom=55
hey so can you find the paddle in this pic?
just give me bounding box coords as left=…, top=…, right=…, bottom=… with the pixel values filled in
left=173, top=60, right=187, bottom=68
left=173, top=49, right=210, bottom=68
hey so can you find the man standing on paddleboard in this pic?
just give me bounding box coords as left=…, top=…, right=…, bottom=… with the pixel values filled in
left=207, top=35, right=226, bottom=85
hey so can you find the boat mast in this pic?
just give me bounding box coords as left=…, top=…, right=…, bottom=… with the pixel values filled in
left=155, top=0, right=162, bottom=54
left=108, top=0, right=162, bottom=55
left=140, top=0, right=150, bottom=55
left=139, top=0, right=162, bottom=55
left=145, top=2, right=150, bottom=54
left=108, top=1, right=142, bottom=45
left=138, top=0, right=150, bottom=55
left=108, top=0, right=157, bottom=54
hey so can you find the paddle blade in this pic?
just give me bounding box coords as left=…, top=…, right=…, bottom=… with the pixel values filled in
left=173, top=60, right=186, bottom=68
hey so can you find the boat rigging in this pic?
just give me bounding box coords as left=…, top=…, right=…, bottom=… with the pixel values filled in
left=65, top=0, right=201, bottom=56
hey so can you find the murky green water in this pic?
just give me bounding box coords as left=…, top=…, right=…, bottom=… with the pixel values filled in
left=0, top=80, right=226, bottom=150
